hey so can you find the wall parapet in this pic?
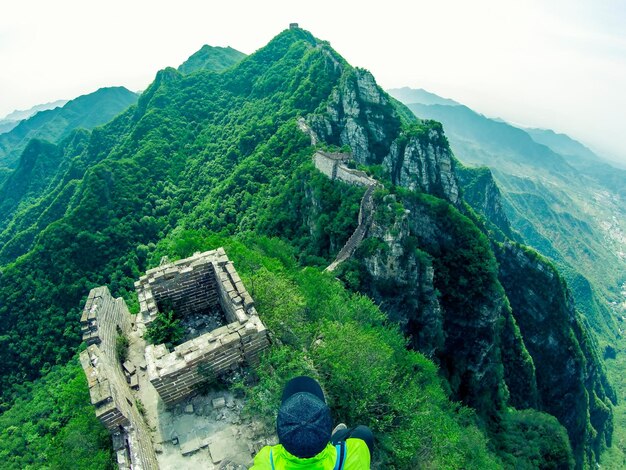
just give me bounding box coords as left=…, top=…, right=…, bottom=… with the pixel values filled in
left=313, top=150, right=377, bottom=187
left=79, top=287, right=158, bottom=469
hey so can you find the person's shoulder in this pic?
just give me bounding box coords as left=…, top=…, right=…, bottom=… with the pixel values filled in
left=251, top=445, right=273, bottom=469
left=344, top=438, right=371, bottom=468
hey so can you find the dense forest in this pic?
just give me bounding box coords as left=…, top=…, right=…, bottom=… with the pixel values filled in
left=0, top=27, right=618, bottom=469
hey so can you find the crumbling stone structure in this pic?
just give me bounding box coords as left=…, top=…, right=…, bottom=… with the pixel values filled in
left=80, top=287, right=158, bottom=469
left=136, top=248, right=269, bottom=405
left=80, top=248, right=269, bottom=467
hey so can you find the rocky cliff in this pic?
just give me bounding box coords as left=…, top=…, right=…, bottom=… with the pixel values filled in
left=496, top=242, right=616, bottom=466
left=308, top=69, right=458, bottom=204
left=308, top=60, right=614, bottom=466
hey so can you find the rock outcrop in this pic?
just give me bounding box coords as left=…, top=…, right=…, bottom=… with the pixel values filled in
left=355, top=192, right=510, bottom=417
left=308, top=69, right=459, bottom=204
left=455, top=164, right=517, bottom=240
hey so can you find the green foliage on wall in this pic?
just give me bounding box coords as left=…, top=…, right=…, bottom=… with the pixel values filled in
left=144, top=310, right=185, bottom=347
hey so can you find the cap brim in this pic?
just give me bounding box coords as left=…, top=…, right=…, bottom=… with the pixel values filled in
left=282, top=376, right=326, bottom=404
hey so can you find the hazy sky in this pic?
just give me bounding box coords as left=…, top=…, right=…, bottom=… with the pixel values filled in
left=1, top=0, right=625, bottom=161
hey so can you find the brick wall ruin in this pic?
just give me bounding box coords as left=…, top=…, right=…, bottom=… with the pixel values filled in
left=79, top=248, right=270, bottom=467
left=136, top=249, right=270, bottom=406
left=79, top=287, right=158, bottom=469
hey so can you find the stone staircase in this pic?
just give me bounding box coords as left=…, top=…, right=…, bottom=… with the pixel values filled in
left=326, top=183, right=377, bottom=272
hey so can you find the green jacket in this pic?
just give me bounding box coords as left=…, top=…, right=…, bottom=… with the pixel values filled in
left=251, top=439, right=370, bottom=469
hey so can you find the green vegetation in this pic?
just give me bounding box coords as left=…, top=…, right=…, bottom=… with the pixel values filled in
left=0, top=359, right=114, bottom=469
left=0, top=27, right=615, bottom=469
left=115, top=332, right=129, bottom=363
left=0, top=86, right=138, bottom=169
left=491, top=409, right=574, bottom=469
left=155, top=232, right=503, bottom=469
left=144, top=310, right=185, bottom=347
left=398, top=96, right=623, bottom=340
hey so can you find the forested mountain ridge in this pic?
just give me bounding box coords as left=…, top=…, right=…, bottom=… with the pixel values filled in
left=0, top=86, right=138, bottom=171
left=0, top=28, right=614, bottom=468
left=387, top=89, right=626, bottom=341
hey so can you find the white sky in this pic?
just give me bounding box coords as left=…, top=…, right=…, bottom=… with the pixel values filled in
left=1, top=0, right=625, bottom=161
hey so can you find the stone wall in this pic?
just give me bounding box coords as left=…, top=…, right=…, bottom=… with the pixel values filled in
left=313, top=150, right=376, bottom=187
left=137, top=249, right=270, bottom=406
left=79, top=287, right=158, bottom=470
left=135, top=251, right=223, bottom=325
left=145, top=317, right=269, bottom=405
left=335, top=165, right=377, bottom=187
left=81, top=286, right=132, bottom=348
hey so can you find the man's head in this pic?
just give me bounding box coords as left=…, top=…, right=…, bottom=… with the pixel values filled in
left=276, top=376, right=332, bottom=458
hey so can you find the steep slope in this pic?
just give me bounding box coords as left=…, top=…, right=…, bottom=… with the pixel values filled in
left=0, top=86, right=138, bottom=169
left=0, top=140, right=64, bottom=222
left=388, top=91, right=625, bottom=338
left=0, top=110, right=136, bottom=264
left=0, top=29, right=613, bottom=467
left=303, top=70, right=613, bottom=466
left=177, top=45, right=246, bottom=75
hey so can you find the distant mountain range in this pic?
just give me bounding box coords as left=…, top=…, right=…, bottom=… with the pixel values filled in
left=0, top=86, right=139, bottom=171
left=388, top=87, right=626, bottom=338
left=0, top=100, right=69, bottom=134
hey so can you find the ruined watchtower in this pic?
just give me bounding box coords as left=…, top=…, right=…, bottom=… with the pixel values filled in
left=135, top=248, right=269, bottom=405
left=80, top=248, right=270, bottom=468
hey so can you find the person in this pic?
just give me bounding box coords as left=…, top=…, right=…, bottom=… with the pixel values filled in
left=251, top=376, right=373, bottom=469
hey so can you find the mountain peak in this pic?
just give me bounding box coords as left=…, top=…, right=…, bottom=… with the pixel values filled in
left=387, top=87, right=460, bottom=107
left=177, top=45, right=246, bottom=75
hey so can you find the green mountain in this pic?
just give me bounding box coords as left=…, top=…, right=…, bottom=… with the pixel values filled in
left=177, top=44, right=246, bottom=75
left=526, top=127, right=626, bottom=196
left=386, top=86, right=460, bottom=106
left=387, top=91, right=625, bottom=340
left=0, top=30, right=615, bottom=469
left=0, top=87, right=138, bottom=170
left=0, top=99, right=68, bottom=135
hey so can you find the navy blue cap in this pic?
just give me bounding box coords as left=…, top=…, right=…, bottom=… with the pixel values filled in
left=277, top=376, right=332, bottom=458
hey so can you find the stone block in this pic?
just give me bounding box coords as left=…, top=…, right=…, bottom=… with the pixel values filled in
left=243, top=322, right=257, bottom=335
left=242, top=293, right=255, bottom=309
left=209, top=440, right=228, bottom=464
left=220, top=332, right=240, bottom=347
left=181, top=436, right=203, bottom=456
left=235, top=309, right=247, bottom=324
left=129, top=374, right=139, bottom=390
left=212, top=397, right=226, bottom=409
left=122, top=361, right=136, bottom=374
